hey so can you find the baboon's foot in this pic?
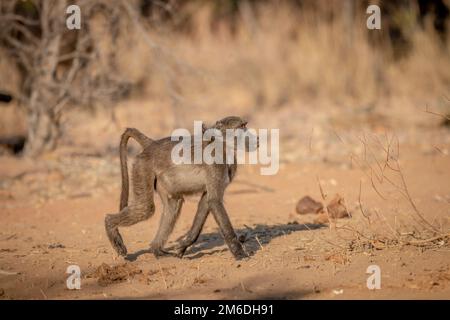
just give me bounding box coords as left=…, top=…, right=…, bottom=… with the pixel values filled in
left=108, top=231, right=128, bottom=257
left=232, top=249, right=248, bottom=260
left=113, top=239, right=128, bottom=257
left=229, top=239, right=248, bottom=261
left=105, top=217, right=128, bottom=257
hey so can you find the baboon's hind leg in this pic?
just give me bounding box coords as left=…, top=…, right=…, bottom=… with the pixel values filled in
left=150, top=191, right=183, bottom=257
left=105, top=159, right=155, bottom=256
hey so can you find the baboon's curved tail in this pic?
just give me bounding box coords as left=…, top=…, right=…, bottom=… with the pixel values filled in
left=119, top=128, right=154, bottom=211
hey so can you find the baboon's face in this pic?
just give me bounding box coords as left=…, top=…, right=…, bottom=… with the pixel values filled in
left=215, top=116, right=259, bottom=152
left=214, top=116, right=248, bottom=131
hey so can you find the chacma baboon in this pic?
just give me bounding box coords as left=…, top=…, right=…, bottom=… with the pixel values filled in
left=105, top=116, right=258, bottom=260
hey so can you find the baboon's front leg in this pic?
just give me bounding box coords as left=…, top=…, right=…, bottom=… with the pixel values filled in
left=208, top=198, right=247, bottom=260
left=174, top=192, right=209, bottom=257
left=150, top=195, right=184, bottom=257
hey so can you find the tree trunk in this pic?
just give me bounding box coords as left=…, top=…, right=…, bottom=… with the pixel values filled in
left=24, top=104, right=60, bottom=156
left=23, top=0, right=66, bottom=156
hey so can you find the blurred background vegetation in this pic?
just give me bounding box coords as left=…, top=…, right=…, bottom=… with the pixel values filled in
left=0, top=0, right=449, bottom=156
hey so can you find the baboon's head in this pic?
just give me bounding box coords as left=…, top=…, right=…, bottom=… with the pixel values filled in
left=213, top=116, right=259, bottom=152
left=214, top=116, right=248, bottom=131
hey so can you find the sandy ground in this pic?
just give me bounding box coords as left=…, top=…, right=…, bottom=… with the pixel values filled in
left=0, top=102, right=449, bottom=300
left=0, top=150, right=449, bottom=299
left=1, top=0, right=450, bottom=301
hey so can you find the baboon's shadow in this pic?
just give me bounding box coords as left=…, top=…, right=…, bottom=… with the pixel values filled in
left=126, top=222, right=324, bottom=261
left=182, top=222, right=324, bottom=259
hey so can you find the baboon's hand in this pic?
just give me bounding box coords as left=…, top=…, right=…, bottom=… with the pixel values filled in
left=175, top=246, right=188, bottom=258
left=168, top=241, right=189, bottom=258
left=150, top=245, right=172, bottom=258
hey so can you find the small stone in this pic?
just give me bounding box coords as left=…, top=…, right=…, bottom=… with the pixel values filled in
left=333, top=289, right=344, bottom=295
left=296, top=196, right=323, bottom=215
left=48, top=243, right=65, bottom=249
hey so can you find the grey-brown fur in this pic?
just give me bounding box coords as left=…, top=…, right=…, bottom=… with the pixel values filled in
left=105, top=116, right=254, bottom=260
left=119, top=128, right=154, bottom=211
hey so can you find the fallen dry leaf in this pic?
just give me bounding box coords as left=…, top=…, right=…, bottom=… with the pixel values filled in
left=326, top=194, right=350, bottom=219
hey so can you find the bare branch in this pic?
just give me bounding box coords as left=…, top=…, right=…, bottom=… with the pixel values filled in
left=425, top=105, right=450, bottom=120
left=0, top=14, right=40, bottom=26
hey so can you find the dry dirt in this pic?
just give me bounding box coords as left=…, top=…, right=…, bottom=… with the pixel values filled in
left=0, top=102, right=449, bottom=300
